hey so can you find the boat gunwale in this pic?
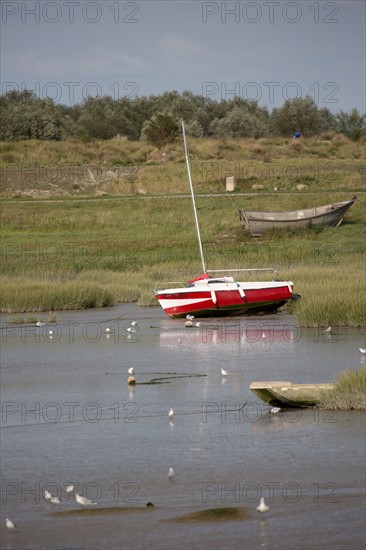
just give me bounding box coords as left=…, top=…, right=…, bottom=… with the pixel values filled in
left=154, top=280, right=294, bottom=294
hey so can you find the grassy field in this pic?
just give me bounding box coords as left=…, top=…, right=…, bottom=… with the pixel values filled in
left=1, top=135, right=365, bottom=326
left=320, top=368, right=366, bottom=411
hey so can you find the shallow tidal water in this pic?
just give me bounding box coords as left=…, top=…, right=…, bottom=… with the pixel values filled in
left=1, top=304, right=365, bottom=550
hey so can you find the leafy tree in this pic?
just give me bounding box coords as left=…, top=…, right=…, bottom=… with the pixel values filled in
left=318, top=107, right=336, bottom=133
left=184, top=119, right=204, bottom=137
left=209, top=103, right=269, bottom=138
left=1, top=89, right=364, bottom=143
left=271, top=96, right=324, bottom=137
left=0, top=90, right=62, bottom=140
left=75, top=97, right=120, bottom=140
left=140, top=112, right=180, bottom=147
left=334, top=109, right=366, bottom=141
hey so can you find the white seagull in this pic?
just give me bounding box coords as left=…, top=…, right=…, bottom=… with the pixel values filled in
left=168, top=467, right=175, bottom=480
left=324, top=326, right=332, bottom=333
left=36, top=321, right=45, bottom=327
left=76, top=493, right=97, bottom=506
left=126, top=322, right=138, bottom=333
left=359, top=348, right=366, bottom=354
left=270, top=406, right=281, bottom=414
left=128, top=367, right=135, bottom=375
left=256, top=497, right=269, bottom=513
left=6, top=518, right=16, bottom=531
left=66, top=485, right=74, bottom=493
left=50, top=496, right=61, bottom=504
left=186, top=315, right=194, bottom=320
left=195, top=322, right=202, bottom=327
left=44, top=490, right=53, bottom=500
left=221, top=368, right=230, bottom=376
left=168, top=408, right=174, bottom=420
left=105, top=327, right=111, bottom=333
left=185, top=320, right=193, bottom=328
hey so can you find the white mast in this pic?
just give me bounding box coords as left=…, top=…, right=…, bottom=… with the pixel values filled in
left=182, top=121, right=207, bottom=274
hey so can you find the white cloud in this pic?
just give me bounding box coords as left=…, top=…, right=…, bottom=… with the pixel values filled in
left=3, top=48, right=145, bottom=79
left=159, top=33, right=206, bottom=59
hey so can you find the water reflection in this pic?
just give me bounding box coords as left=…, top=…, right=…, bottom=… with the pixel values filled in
left=1, top=305, right=365, bottom=550
left=258, top=517, right=269, bottom=549
left=158, top=319, right=297, bottom=350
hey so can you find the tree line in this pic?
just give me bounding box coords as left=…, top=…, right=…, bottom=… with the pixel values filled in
left=0, top=90, right=365, bottom=145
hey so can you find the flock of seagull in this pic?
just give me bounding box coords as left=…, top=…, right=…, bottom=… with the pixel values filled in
left=105, top=321, right=138, bottom=337
left=5, top=472, right=270, bottom=533
left=4, top=393, right=273, bottom=533
left=44, top=486, right=97, bottom=506
left=37, top=317, right=365, bottom=356
left=6, top=319, right=364, bottom=533
left=183, top=314, right=202, bottom=328
left=5, top=486, right=99, bottom=532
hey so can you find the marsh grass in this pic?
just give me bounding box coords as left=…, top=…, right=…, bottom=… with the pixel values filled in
left=285, top=261, right=366, bottom=327
left=0, top=276, right=114, bottom=312
left=1, top=194, right=364, bottom=324
left=1, top=192, right=365, bottom=323
left=1, top=136, right=365, bottom=323
left=9, top=315, right=40, bottom=324
left=320, top=368, right=366, bottom=410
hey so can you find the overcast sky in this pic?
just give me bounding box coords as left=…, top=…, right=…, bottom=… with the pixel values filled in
left=1, top=0, right=365, bottom=112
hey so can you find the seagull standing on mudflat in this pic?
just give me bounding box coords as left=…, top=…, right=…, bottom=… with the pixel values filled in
left=76, top=494, right=97, bottom=506
left=6, top=518, right=16, bottom=531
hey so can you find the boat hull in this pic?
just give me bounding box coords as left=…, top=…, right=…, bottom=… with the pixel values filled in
left=154, top=281, right=293, bottom=318
left=239, top=197, right=356, bottom=236
left=250, top=381, right=335, bottom=408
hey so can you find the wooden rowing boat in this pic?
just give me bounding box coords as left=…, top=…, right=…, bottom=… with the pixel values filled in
left=239, top=197, right=356, bottom=236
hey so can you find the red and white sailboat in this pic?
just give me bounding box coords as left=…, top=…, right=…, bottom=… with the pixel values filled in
left=154, top=122, right=295, bottom=319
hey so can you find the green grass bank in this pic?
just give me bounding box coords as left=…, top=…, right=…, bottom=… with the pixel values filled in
left=1, top=135, right=365, bottom=326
